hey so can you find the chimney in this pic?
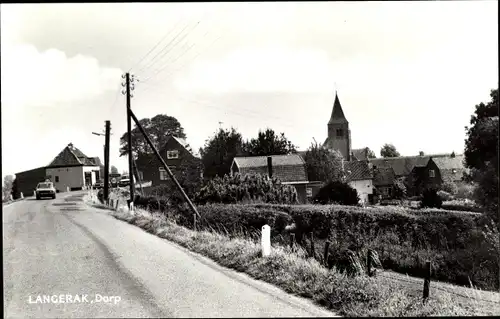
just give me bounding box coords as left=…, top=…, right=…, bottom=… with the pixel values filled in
left=451, top=151, right=456, bottom=158
left=419, top=151, right=424, bottom=156
left=267, top=156, right=273, bottom=178
left=68, top=143, right=73, bottom=149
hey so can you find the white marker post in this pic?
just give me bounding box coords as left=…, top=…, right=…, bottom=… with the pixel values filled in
left=261, top=225, right=271, bottom=257
left=20, top=192, right=24, bottom=199
left=67, top=186, right=70, bottom=192
left=9, top=194, right=13, bottom=201
left=129, top=202, right=134, bottom=213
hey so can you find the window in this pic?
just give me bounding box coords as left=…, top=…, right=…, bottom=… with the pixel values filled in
left=159, top=167, right=169, bottom=180
left=306, top=187, right=313, bottom=197
left=167, top=150, right=179, bottom=159
left=336, top=129, right=344, bottom=137
left=55, top=176, right=59, bottom=183
left=429, top=169, right=435, bottom=178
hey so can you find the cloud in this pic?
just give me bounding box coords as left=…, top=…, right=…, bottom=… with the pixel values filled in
left=1, top=43, right=122, bottom=107
left=174, top=46, right=337, bottom=94
left=0, top=42, right=123, bottom=179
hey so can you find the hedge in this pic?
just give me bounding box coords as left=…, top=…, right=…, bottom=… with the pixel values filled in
left=132, top=196, right=498, bottom=291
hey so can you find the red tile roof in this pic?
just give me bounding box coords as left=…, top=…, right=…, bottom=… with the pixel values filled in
left=233, top=154, right=308, bottom=183
left=345, top=160, right=373, bottom=181
left=48, top=143, right=99, bottom=167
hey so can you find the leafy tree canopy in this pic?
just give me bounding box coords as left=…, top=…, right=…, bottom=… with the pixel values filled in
left=200, top=127, right=245, bottom=179
left=243, top=128, right=297, bottom=156
left=119, top=114, right=186, bottom=157
left=304, top=142, right=344, bottom=182
left=380, top=143, right=400, bottom=158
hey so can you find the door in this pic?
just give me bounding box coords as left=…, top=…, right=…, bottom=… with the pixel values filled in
left=84, top=172, right=92, bottom=186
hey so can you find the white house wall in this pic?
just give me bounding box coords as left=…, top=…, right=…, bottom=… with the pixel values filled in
left=82, top=166, right=100, bottom=186
left=348, top=179, right=373, bottom=204
left=46, top=166, right=84, bottom=192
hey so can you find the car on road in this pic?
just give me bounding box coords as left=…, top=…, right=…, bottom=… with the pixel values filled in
left=93, top=180, right=104, bottom=189
left=118, top=178, right=130, bottom=187
left=35, top=181, right=56, bottom=200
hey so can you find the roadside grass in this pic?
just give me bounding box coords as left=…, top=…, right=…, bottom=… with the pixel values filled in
left=83, top=196, right=494, bottom=317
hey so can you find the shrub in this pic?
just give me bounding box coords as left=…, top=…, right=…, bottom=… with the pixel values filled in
left=313, top=181, right=359, bottom=205
left=420, top=188, right=443, bottom=208
left=441, top=181, right=458, bottom=196
left=455, top=183, right=475, bottom=200
left=437, top=190, right=453, bottom=202
left=194, top=173, right=298, bottom=205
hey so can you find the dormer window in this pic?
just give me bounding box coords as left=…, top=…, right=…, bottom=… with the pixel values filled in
left=336, top=129, right=344, bottom=137
left=167, top=150, right=179, bottom=159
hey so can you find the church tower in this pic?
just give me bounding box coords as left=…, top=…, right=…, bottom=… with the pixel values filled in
left=323, top=92, right=352, bottom=161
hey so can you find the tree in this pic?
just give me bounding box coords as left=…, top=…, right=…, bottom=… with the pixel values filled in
left=392, top=177, right=407, bottom=200
left=110, top=166, right=119, bottom=174
left=313, top=181, right=359, bottom=205
left=366, top=148, right=376, bottom=159
left=2, top=175, right=14, bottom=200
left=380, top=143, right=400, bottom=158
left=464, top=88, right=498, bottom=224
left=200, top=127, right=245, bottom=179
left=243, top=128, right=296, bottom=156
left=304, top=142, right=344, bottom=182
left=119, top=114, right=186, bottom=158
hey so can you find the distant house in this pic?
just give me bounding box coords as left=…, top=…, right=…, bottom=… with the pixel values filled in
left=45, top=143, right=101, bottom=191
left=368, top=153, right=467, bottom=197
left=371, top=166, right=396, bottom=199
left=14, top=143, right=101, bottom=195
left=344, top=160, right=374, bottom=204
left=231, top=154, right=310, bottom=203
left=136, top=135, right=203, bottom=189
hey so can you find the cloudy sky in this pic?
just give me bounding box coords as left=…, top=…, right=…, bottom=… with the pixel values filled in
left=1, top=2, right=498, bottom=181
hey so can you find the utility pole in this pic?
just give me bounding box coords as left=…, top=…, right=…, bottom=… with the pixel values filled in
left=103, top=120, right=111, bottom=202
left=123, top=73, right=136, bottom=205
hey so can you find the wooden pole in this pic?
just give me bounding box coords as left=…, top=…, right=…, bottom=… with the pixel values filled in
left=125, top=73, right=135, bottom=206
left=324, top=240, right=330, bottom=267
left=309, top=232, right=315, bottom=258
left=103, top=120, right=110, bottom=202
left=367, top=250, right=373, bottom=277
left=193, top=213, right=197, bottom=231
left=423, top=261, right=431, bottom=302
left=290, top=233, right=295, bottom=249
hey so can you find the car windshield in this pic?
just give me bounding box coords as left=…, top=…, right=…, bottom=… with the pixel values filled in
left=37, top=183, right=53, bottom=189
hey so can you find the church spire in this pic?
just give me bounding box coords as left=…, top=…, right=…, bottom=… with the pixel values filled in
left=328, top=91, right=348, bottom=125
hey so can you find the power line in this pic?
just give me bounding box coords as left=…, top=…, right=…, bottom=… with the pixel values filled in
left=127, top=16, right=185, bottom=74
left=135, top=18, right=203, bottom=78
left=138, top=32, right=221, bottom=88
left=140, top=29, right=211, bottom=84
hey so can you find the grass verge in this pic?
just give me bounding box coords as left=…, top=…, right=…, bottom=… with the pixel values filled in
left=86, top=197, right=493, bottom=317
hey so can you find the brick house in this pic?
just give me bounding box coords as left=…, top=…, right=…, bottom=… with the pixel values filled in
left=230, top=154, right=310, bottom=203
left=135, top=135, right=203, bottom=191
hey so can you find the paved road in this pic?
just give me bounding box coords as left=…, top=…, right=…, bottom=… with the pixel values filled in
left=3, top=191, right=337, bottom=318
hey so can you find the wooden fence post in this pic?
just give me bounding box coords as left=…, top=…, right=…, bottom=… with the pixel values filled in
left=193, top=213, right=197, bottom=231
left=115, top=199, right=119, bottom=211
left=423, top=261, right=431, bottom=303
left=367, top=250, right=373, bottom=277
left=324, top=241, right=330, bottom=267
left=309, top=232, right=315, bottom=258
left=290, top=233, right=295, bottom=249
